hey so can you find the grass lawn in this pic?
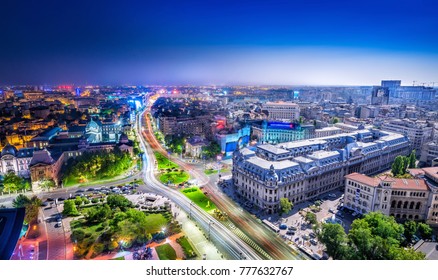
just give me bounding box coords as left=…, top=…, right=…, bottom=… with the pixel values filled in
left=144, top=213, right=169, bottom=233
left=156, top=243, right=177, bottom=260
left=177, top=236, right=197, bottom=259
left=204, top=168, right=229, bottom=175
left=159, top=171, right=190, bottom=184
left=112, top=256, right=125, bottom=260
left=154, top=152, right=179, bottom=170
left=181, top=187, right=217, bottom=213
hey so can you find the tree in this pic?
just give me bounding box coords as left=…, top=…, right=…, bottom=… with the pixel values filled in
left=391, top=156, right=405, bottom=176
left=12, top=194, right=31, bottom=208
left=63, top=200, right=80, bottom=216
left=408, top=150, right=416, bottom=168
left=403, top=220, right=418, bottom=243
left=202, top=142, right=221, bottom=159
left=24, top=196, right=42, bottom=224
left=2, top=172, right=28, bottom=192
left=106, top=194, right=132, bottom=211
left=40, top=179, right=56, bottom=190
left=319, top=223, right=348, bottom=260
left=85, top=204, right=112, bottom=224
left=305, top=212, right=318, bottom=225
left=340, top=212, right=423, bottom=260
left=332, top=117, right=339, bottom=124
left=417, top=223, right=432, bottom=239
left=279, top=198, right=293, bottom=215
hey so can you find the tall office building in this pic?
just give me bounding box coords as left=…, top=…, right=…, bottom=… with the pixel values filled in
left=371, top=86, right=389, bottom=105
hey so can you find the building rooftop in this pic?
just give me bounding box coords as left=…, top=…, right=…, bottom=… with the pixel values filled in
left=280, top=138, right=327, bottom=149
left=345, top=172, right=381, bottom=187
left=308, top=150, right=340, bottom=160
left=258, top=144, right=290, bottom=155
left=246, top=157, right=299, bottom=170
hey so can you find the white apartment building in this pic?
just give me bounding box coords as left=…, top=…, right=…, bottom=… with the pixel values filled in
left=381, top=119, right=432, bottom=156
left=263, top=102, right=300, bottom=121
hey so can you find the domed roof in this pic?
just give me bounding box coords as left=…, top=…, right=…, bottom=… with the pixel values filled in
left=1, top=144, right=18, bottom=157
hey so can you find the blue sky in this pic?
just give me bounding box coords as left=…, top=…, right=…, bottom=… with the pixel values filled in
left=1, top=0, right=437, bottom=85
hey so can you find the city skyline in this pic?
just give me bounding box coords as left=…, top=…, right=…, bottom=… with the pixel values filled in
left=1, top=0, right=438, bottom=85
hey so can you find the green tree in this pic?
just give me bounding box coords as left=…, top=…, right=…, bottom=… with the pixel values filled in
left=24, top=196, right=42, bottom=224
left=202, top=142, right=221, bottom=159
left=408, top=150, right=416, bottom=168
left=12, top=194, right=31, bottom=208
left=305, top=212, right=318, bottom=225
left=40, top=179, right=56, bottom=190
left=319, top=223, right=348, bottom=260
left=106, top=194, right=132, bottom=211
left=2, top=172, right=27, bottom=192
left=86, top=204, right=112, bottom=224
left=332, top=117, right=339, bottom=124
left=63, top=200, right=80, bottom=216
left=279, top=198, right=293, bottom=215
left=417, top=223, right=432, bottom=239
left=403, top=220, right=418, bottom=243
left=391, top=156, right=404, bottom=176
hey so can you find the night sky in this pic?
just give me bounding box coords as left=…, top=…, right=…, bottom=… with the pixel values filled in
left=1, top=0, right=438, bottom=85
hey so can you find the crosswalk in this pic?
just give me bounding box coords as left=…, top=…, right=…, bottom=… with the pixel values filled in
left=222, top=220, right=273, bottom=260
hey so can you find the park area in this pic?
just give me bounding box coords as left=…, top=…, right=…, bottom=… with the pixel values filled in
left=181, top=187, right=217, bottom=213
left=66, top=194, right=179, bottom=259
left=155, top=152, right=178, bottom=170
left=155, top=152, right=190, bottom=185
left=155, top=243, right=177, bottom=260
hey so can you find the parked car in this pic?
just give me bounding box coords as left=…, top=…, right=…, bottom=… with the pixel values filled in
left=328, top=193, right=336, bottom=198
left=288, top=226, right=297, bottom=231
left=309, top=232, right=317, bottom=239
left=329, top=208, right=335, bottom=214
left=286, top=230, right=295, bottom=236
left=310, top=239, right=318, bottom=246
left=279, top=224, right=288, bottom=230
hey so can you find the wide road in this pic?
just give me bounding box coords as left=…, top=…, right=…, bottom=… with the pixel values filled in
left=140, top=102, right=307, bottom=260
left=137, top=108, right=263, bottom=260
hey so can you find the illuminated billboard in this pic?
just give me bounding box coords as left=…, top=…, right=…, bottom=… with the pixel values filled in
left=267, top=121, right=300, bottom=130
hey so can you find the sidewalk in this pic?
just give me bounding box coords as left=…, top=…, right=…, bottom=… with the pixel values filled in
left=172, top=204, right=223, bottom=260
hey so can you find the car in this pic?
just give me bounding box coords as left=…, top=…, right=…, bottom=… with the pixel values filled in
left=87, top=188, right=95, bottom=191
left=57, top=197, right=65, bottom=201
left=309, top=232, right=317, bottom=239
left=56, top=221, right=62, bottom=228
left=46, top=197, right=54, bottom=202
left=288, top=226, right=297, bottom=231
left=286, top=230, right=295, bottom=236
left=76, top=189, right=84, bottom=193
left=328, top=193, right=336, bottom=198
left=41, top=202, right=49, bottom=207
left=279, top=224, right=288, bottom=230
left=329, top=208, right=335, bottom=214
left=302, top=235, right=310, bottom=240
left=310, top=239, right=318, bottom=246
left=109, top=186, right=116, bottom=189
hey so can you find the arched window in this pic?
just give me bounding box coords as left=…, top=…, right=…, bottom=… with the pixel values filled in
left=391, top=201, right=396, bottom=208
left=397, top=201, right=402, bottom=208
left=403, top=201, right=408, bottom=209
left=416, top=202, right=421, bottom=210
left=414, top=215, right=419, bottom=220
left=402, top=214, right=407, bottom=219
left=409, top=202, right=415, bottom=209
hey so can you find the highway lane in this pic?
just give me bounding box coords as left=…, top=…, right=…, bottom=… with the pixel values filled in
left=141, top=106, right=308, bottom=260
left=137, top=108, right=263, bottom=260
